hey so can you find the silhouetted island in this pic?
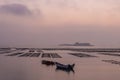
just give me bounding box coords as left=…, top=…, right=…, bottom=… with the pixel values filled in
left=59, top=42, right=94, bottom=46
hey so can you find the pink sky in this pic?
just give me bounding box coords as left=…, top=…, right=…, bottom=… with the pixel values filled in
left=0, top=0, right=120, bottom=26
left=0, top=0, right=120, bottom=47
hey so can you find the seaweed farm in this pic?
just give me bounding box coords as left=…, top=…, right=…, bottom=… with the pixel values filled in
left=6, top=53, right=23, bottom=56
left=41, top=53, right=51, bottom=58
left=102, top=60, right=120, bottom=65
left=42, top=53, right=62, bottom=58
left=0, top=49, right=62, bottom=58
left=19, top=53, right=34, bottom=57
left=30, top=53, right=41, bottom=57
left=98, top=52, right=120, bottom=57
left=69, top=53, right=97, bottom=57
left=0, top=48, right=120, bottom=80
left=0, top=50, right=17, bottom=54
left=50, top=53, right=62, bottom=58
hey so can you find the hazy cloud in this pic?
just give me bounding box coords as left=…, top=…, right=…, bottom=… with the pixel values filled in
left=0, top=3, right=32, bottom=16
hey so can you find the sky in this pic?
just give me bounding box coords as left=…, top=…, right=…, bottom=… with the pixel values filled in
left=0, top=0, right=120, bottom=48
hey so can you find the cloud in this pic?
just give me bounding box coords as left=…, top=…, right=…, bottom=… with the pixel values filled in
left=0, top=3, right=32, bottom=16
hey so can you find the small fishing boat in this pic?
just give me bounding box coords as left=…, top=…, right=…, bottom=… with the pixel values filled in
left=41, top=60, right=55, bottom=66
left=55, top=62, right=75, bottom=71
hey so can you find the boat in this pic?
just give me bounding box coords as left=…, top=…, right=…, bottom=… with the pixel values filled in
left=41, top=60, right=55, bottom=66
left=55, top=62, right=75, bottom=71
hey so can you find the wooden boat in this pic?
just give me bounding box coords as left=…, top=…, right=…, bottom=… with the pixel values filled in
left=41, top=60, right=55, bottom=66
left=55, top=62, right=75, bottom=70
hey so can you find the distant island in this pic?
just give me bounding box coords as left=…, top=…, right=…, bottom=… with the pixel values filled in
left=59, top=42, right=94, bottom=46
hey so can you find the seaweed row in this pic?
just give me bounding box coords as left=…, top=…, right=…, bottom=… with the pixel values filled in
left=41, top=53, right=62, bottom=58
left=98, top=53, right=120, bottom=57
left=69, top=53, right=97, bottom=58
left=6, top=53, right=41, bottom=57
left=102, top=60, right=120, bottom=65
left=0, top=50, right=17, bottom=54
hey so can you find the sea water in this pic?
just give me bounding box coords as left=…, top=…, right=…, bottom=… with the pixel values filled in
left=0, top=47, right=120, bottom=80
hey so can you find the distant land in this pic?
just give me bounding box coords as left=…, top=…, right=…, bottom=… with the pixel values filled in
left=59, top=42, right=94, bottom=46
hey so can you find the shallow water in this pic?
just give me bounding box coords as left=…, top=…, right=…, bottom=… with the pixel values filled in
left=0, top=49, right=120, bottom=80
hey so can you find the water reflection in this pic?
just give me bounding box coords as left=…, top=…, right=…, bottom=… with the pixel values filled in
left=56, top=67, right=75, bottom=74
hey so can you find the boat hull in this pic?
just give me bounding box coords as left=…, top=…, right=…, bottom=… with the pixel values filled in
left=56, top=62, right=74, bottom=70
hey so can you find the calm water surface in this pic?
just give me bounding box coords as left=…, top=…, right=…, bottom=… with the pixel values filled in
left=0, top=49, right=120, bottom=80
